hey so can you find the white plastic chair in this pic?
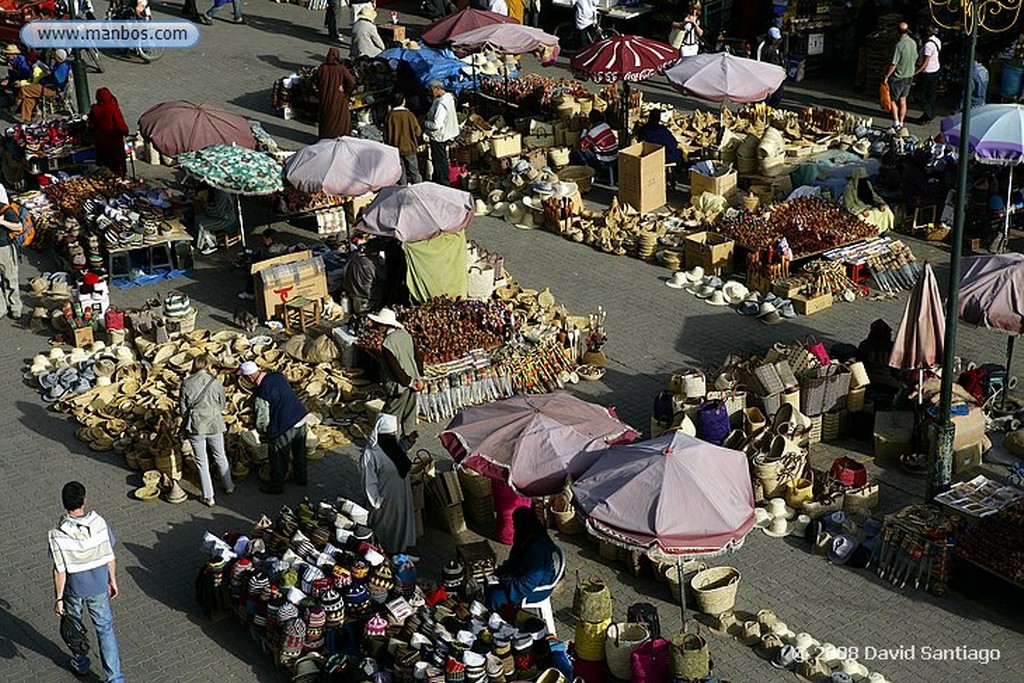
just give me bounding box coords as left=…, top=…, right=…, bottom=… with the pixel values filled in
left=520, top=545, right=566, bottom=638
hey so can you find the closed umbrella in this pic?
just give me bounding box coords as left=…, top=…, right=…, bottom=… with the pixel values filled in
left=889, top=261, right=945, bottom=371
left=941, top=105, right=1024, bottom=252
left=421, top=8, right=518, bottom=47
left=440, top=392, right=639, bottom=497
left=284, top=137, right=402, bottom=198
left=664, top=52, right=787, bottom=103
left=138, top=101, right=255, bottom=156
left=354, top=182, right=474, bottom=243
left=958, top=253, right=1024, bottom=408
left=570, top=35, right=678, bottom=84
left=572, top=431, right=754, bottom=618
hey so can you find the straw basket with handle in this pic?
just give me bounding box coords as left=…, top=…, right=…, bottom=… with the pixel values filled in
left=549, top=490, right=585, bottom=535
left=690, top=566, right=741, bottom=616
left=669, top=621, right=710, bottom=680
left=574, top=618, right=611, bottom=661
left=573, top=573, right=613, bottom=623
left=663, top=559, right=707, bottom=604
left=605, top=622, right=651, bottom=680
left=556, top=165, right=596, bottom=194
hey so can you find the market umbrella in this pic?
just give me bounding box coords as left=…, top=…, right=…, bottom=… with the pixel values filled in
left=570, top=35, right=678, bottom=84
left=958, top=253, right=1024, bottom=409
left=284, top=137, right=402, bottom=198
left=664, top=52, right=787, bottom=103
left=572, top=431, right=754, bottom=618
left=941, top=105, right=1024, bottom=253
left=354, top=182, right=474, bottom=243
left=450, top=24, right=559, bottom=59
left=177, top=145, right=284, bottom=196
left=421, top=8, right=518, bottom=47
left=178, top=144, right=284, bottom=247
left=138, top=101, right=256, bottom=157
left=439, top=392, right=640, bottom=497
left=889, top=261, right=945, bottom=371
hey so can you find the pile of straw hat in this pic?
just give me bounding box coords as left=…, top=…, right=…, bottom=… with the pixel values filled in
left=28, top=328, right=376, bottom=485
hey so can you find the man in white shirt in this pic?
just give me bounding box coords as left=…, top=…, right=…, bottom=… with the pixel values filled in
left=424, top=80, right=460, bottom=186
left=914, top=25, right=941, bottom=124
left=574, top=0, right=598, bottom=44
left=487, top=0, right=508, bottom=16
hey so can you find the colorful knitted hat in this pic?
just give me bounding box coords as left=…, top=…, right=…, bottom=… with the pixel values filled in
left=365, top=613, right=389, bottom=637
left=351, top=560, right=370, bottom=580
left=301, top=565, right=326, bottom=594
left=332, top=565, right=353, bottom=588
left=304, top=605, right=327, bottom=650
left=445, top=656, right=467, bottom=683
left=442, top=561, right=464, bottom=591
left=464, top=651, right=486, bottom=683
left=280, top=618, right=307, bottom=660
left=296, top=498, right=317, bottom=528
left=281, top=568, right=299, bottom=589
left=248, top=572, right=270, bottom=597
left=278, top=601, right=300, bottom=624
left=311, top=526, right=332, bottom=549
left=320, top=588, right=345, bottom=628
left=344, top=584, right=372, bottom=617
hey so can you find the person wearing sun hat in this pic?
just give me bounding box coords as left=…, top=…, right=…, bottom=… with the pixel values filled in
left=368, top=308, right=424, bottom=444
left=239, top=360, right=309, bottom=494
left=1, top=44, right=31, bottom=107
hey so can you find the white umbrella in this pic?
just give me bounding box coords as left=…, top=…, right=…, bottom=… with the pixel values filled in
left=665, top=52, right=786, bottom=103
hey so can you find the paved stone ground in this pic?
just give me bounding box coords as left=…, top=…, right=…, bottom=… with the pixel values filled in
left=1, top=4, right=1023, bottom=683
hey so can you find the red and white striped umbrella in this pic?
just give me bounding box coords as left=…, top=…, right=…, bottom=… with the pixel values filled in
left=571, top=35, right=678, bottom=84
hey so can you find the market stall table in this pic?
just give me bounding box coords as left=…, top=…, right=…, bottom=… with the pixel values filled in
left=106, top=220, right=193, bottom=278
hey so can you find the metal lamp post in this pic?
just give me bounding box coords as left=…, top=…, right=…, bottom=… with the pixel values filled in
left=927, top=0, right=1023, bottom=498
left=68, top=0, right=91, bottom=114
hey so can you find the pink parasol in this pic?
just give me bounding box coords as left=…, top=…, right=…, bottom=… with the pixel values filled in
left=354, top=182, right=474, bottom=243
left=138, top=100, right=255, bottom=157
left=571, top=431, right=755, bottom=557
left=889, top=261, right=945, bottom=369
left=421, top=8, right=518, bottom=47
left=450, top=24, right=559, bottom=62
left=284, top=137, right=402, bottom=198
left=664, top=52, right=786, bottom=103
left=440, top=392, right=640, bottom=497
left=570, top=35, right=678, bottom=84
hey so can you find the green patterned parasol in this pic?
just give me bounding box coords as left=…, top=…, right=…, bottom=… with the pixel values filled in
left=177, top=144, right=284, bottom=196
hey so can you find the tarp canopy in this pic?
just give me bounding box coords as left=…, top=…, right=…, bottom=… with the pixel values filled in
left=959, top=253, right=1024, bottom=334
left=380, top=45, right=471, bottom=92
left=404, top=231, right=469, bottom=304
left=572, top=431, right=754, bottom=556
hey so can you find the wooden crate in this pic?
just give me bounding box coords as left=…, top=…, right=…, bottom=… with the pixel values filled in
left=792, top=292, right=834, bottom=316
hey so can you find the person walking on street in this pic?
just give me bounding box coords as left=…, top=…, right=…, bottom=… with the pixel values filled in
left=361, top=412, right=415, bottom=553
left=671, top=2, right=703, bottom=57
left=325, top=0, right=341, bottom=41
left=0, top=183, right=25, bottom=321
left=759, top=27, right=785, bottom=106
left=180, top=354, right=234, bottom=507
left=573, top=0, right=599, bottom=45
left=316, top=47, right=358, bottom=139
left=351, top=6, right=386, bottom=59
left=47, top=481, right=124, bottom=683
left=200, top=0, right=244, bottom=24
left=239, top=361, right=309, bottom=494
left=971, top=57, right=989, bottom=109
left=913, top=25, right=941, bottom=124
left=368, top=308, right=424, bottom=444
left=384, top=92, right=423, bottom=185
left=424, top=80, right=459, bottom=186
left=883, top=22, right=918, bottom=131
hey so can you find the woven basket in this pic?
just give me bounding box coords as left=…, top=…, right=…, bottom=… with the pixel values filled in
left=848, top=361, right=870, bottom=388
left=557, top=165, right=596, bottom=194
left=670, top=630, right=710, bottom=680
left=550, top=492, right=585, bottom=535
left=605, top=623, right=650, bottom=680
left=664, top=560, right=707, bottom=603
left=598, top=540, right=623, bottom=561
left=822, top=410, right=842, bottom=442
left=458, top=468, right=492, bottom=500
left=807, top=414, right=822, bottom=445
left=690, top=567, right=741, bottom=616
left=575, top=618, right=611, bottom=662
left=464, top=496, right=495, bottom=525
left=573, top=575, right=613, bottom=622
left=847, top=387, right=866, bottom=412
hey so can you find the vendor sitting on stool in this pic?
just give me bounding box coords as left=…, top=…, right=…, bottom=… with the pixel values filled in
left=573, top=110, right=619, bottom=175
left=18, top=48, right=71, bottom=123
left=842, top=167, right=894, bottom=235
left=635, top=109, right=683, bottom=166
left=1, top=44, right=31, bottom=108
left=858, top=318, right=900, bottom=403
left=486, top=507, right=560, bottom=616
left=195, top=187, right=240, bottom=256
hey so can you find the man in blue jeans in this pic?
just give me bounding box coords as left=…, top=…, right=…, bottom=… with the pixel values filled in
left=47, top=481, right=124, bottom=682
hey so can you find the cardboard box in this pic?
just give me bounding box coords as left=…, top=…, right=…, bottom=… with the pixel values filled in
left=71, top=325, right=94, bottom=348
left=380, top=23, right=406, bottom=43
left=252, top=250, right=329, bottom=321
left=685, top=231, right=734, bottom=275
left=618, top=142, right=666, bottom=213
left=690, top=166, right=738, bottom=200
left=926, top=405, right=986, bottom=452
left=873, top=410, right=914, bottom=460
left=792, top=292, right=834, bottom=316
left=953, top=443, right=984, bottom=474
